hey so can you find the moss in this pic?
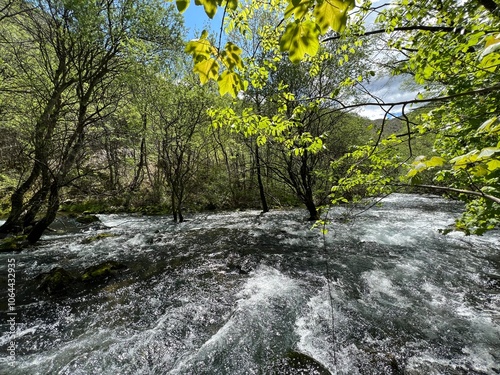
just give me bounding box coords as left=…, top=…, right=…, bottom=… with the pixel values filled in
left=80, top=261, right=127, bottom=283
left=38, top=267, right=76, bottom=295
left=0, top=235, right=28, bottom=252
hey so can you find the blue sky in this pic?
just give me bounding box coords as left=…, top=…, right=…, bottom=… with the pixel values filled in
left=182, top=4, right=225, bottom=40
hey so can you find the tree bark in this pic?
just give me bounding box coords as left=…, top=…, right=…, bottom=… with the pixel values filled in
left=255, top=144, right=269, bottom=213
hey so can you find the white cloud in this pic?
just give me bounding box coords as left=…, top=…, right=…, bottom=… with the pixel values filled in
left=353, top=74, right=422, bottom=119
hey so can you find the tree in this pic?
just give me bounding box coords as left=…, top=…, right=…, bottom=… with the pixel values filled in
left=0, top=0, right=184, bottom=242
left=206, top=2, right=371, bottom=219
left=153, top=77, right=216, bottom=222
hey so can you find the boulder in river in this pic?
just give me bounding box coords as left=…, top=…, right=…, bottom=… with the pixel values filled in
left=81, top=261, right=128, bottom=284
left=75, top=214, right=101, bottom=224
left=37, top=267, right=77, bottom=295
left=35, top=261, right=128, bottom=296
left=225, top=252, right=260, bottom=274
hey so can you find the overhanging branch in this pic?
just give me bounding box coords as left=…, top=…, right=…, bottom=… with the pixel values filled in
left=398, top=183, right=500, bottom=205
left=322, top=26, right=471, bottom=43
left=319, top=83, right=500, bottom=113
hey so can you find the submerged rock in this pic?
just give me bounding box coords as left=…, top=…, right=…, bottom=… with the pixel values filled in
left=81, top=261, right=127, bottom=283
left=35, top=261, right=128, bottom=296
left=75, top=214, right=101, bottom=224
left=37, top=267, right=76, bottom=295
left=225, top=252, right=261, bottom=274
left=269, top=350, right=332, bottom=375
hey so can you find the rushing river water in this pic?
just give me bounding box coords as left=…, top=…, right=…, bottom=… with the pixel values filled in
left=0, top=194, right=499, bottom=374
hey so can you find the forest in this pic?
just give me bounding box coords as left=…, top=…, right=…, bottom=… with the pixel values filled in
left=1, top=0, right=499, bottom=246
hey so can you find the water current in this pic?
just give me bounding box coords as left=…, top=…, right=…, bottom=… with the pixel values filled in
left=0, top=194, right=499, bottom=374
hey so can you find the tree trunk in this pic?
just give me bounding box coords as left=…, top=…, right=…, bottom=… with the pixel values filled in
left=255, top=144, right=269, bottom=213
left=177, top=202, right=184, bottom=223
left=300, top=151, right=319, bottom=221
left=27, top=182, right=60, bottom=243
left=171, top=190, right=178, bottom=222
left=304, top=195, right=319, bottom=221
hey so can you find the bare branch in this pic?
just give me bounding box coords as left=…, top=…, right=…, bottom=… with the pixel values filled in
left=398, top=183, right=500, bottom=205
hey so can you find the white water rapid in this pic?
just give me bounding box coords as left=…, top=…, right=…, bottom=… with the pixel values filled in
left=0, top=194, right=499, bottom=374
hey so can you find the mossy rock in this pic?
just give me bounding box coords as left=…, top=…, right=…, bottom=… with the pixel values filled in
left=37, top=267, right=76, bottom=295
left=269, top=350, right=331, bottom=375
left=81, top=232, right=118, bottom=244
left=0, top=235, right=28, bottom=252
left=80, top=261, right=127, bottom=283
left=75, top=214, right=101, bottom=224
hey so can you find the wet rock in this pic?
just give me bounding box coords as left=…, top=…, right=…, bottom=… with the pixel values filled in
left=34, top=261, right=128, bottom=297
left=205, top=202, right=217, bottom=211
left=483, top=273, right=500, bottom=289
left=269, top=350, right=331, bottom=375
left=225, top=253, right=260, bottom=274
left=37, top=267, right=76, bottom=295
left=372, top=352, right=402, bottom=374
left=0, top=235, right=28, bottom=252
left=81, top=261, right=127, bottom=284
left=75, top=214, right=101, bottom=224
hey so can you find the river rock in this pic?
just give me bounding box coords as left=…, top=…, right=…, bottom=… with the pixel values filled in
left=76, top=214, right=101, bottom=224
left=269, top=350, right=332, bottom=375
left=37, top=267, right=76, bottom=295
left=225, top=253, right=260, bottom=274
left=81, top=261, right=127, bottom=284
left=0, top=235, right=28, bottom=252
left=35, top=261, right=128, bottom=297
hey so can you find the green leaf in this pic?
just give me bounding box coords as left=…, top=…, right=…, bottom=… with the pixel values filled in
left=479, top=52, right=500, bottom=72
left=185, top=31, right=213, bottom=61
left=195, top=0, right=218, bottom=18
left=194, top=58, right=219, bottom=84
left=426, top=156, right=445, bottom=167
left=285, top=0, right=313, bottom=19
left=450, top=150, right=479, bottom=169
left=223, top=0, right=238, bottom=11
left=176, top=0, right=189, bottom=12
left=476, top=116, right=499, bottom=134
left=221, top=42, right=243, bottom=70
left=479, top=34, right=500, bottom=59
left=487, top=159, right=500, bottom=171
left=471, top=165, right=489, bottom=177
left=279, top=20, right=321, bottom=63
left=217, top=71, right=247, bottom=97
left=477, top=147, right=500, bottom=160
left=257, top=135, right=267, bottom=146
left=313, top=0, right=353, bottom=34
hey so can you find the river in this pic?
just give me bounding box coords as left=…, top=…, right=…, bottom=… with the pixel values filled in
left=0, top=194, right=499, bottom=374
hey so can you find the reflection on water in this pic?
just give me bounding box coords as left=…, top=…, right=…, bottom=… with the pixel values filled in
left=0, top=194, right=499, bottom=374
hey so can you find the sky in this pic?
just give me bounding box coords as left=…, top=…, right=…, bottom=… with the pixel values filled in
left=182, top=4, right=224, bottom=41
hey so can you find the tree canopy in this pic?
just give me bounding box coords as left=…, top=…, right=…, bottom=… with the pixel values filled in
left=180, top=0, right=500, bottom=233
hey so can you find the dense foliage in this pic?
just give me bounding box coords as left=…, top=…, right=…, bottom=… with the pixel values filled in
left=1, top=0, right=499, bottom=246
left=183, top=0, right=500, bottom=234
